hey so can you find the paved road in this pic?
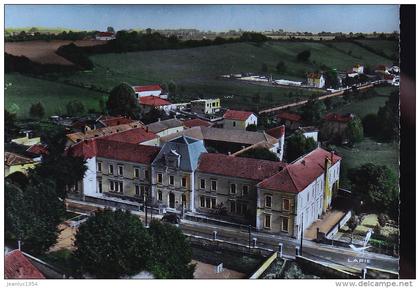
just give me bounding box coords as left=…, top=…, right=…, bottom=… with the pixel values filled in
left=66, top=199, right=399, bottom=273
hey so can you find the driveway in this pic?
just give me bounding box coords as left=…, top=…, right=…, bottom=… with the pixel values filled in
left=304, top=210, right=345, bottom=240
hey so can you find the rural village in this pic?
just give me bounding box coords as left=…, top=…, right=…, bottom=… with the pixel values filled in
left=4, top=6, right=401, bottom=281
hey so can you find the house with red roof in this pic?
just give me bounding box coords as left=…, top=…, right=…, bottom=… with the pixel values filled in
left=183, top=118, right=212, bottom=129
left=5, top=250, right=45, bottom=279
left=307, top=72, right=325, bottom=88
left=256, top=148, right=341, bottom=237
left=95, top=31, right=115, bottom=41
left=320, top=113, right=355, bottom=144
left=195, top=153, right=286, bottom=225
left=139, top=96, right=174, bottom=115
left=223, top=109, right=257, bottom=130
left=277, top=111, right=302, bottom=130
left=95, top=115, right=134, bottom=128
left=132, top=85, right=163, bottom=98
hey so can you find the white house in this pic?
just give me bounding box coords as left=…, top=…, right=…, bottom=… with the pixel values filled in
left=132, top=85, right=163, bottom=99
left=298, top=126, right=319, bottom=143
left=307, top=73, right=325, bottom=88
left=146, top=118, right=184, bottom=137
left=95, top=32, right=116, bottom=41
left=352, top=64, right=365, bottom=74
left=223, top=109, right=258, bottom=130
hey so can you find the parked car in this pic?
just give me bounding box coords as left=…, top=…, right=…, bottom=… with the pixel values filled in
left=161, top=213, right=181, bottom=225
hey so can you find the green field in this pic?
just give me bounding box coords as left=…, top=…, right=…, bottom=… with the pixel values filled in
left=335, top=138, right=399, bottom=189
left=5, top=40, right=395, bottom=118
left=354, top=39, right=398, bottom=60
left=5, top=73, right=106, bottom=118
left=327, top=42, right=394, bottom=66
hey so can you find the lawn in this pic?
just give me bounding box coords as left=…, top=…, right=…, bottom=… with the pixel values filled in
left=334, top=138, right=399, bottom=189
left=5, top=73, right=106, bottom=119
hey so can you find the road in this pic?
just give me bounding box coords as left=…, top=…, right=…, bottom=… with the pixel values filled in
left=66, top=199, right=399, bottom=273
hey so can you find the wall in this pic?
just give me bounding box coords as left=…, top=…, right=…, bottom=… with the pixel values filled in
left=155, top=126, right=184, bottom=137
left=82, top=157, right=97, bottom=197
left=295, top=256, right=359, bottom=279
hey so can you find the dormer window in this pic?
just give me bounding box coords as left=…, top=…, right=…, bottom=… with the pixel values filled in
left=165, top=150, right=180, bottom=168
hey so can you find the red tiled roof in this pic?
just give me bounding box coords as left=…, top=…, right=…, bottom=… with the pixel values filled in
left=259, top=148, right=341, bottom=193
left=97, top=32, right=114, bottom=37
left=223, top=109, right=254, bottom=121
left=307, top=72, right=322, bottom=79
left=383, top=74, right=395, bottom=80
left=323, top=113, right=354, bottom=123
left=5, top=250, right=45, bottom=279
left=197, top=153, right=286, bottom=181
left=139, top=96, right=171, bottom=107
left=133, top=85, right=162, bottom=93
left=98, top=116, right=134, bottom=127
left=96, top=139, right=160, bottom=164
left=68, top=138, right=160, bottom=163
left=26, top=144, right=48, bottom=155
left=183, top=118, right=212, bottom=128
left=277, top=111, right=302, bottom=122
left=266, top=125, right=285, bottom=139
left=101, top=126, right=157, bottom=143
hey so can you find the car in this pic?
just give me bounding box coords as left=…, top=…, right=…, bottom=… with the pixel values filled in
left=161, top=213, right=181, bottom=225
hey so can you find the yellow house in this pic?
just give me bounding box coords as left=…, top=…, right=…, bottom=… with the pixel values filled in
left=5, top=152, right=37, bottom=177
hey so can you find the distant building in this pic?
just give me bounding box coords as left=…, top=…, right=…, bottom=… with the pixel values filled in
left=306, top=72, right=325, bottom=88
left=95, top=32, right=115, bottom=41
left=146, top=118, right=184, bottom=137
left=277, top=111, right=302, bottom=130
left=139, top=96, right=174, bottom=115
left=132, top=85, right=163, bottom=99
left=5, top=250, right=45, bottom=279
left=95, top=115, right=134, bottom=128
left=266, top=125, right=286, bottom=161
left=320, top=113, right=355, bottom=144
left=352, top=64, right=365, bottom=74
left=183, top=118, right=212, bottom=128
left=298, top=126, right=319, bottom=143
left=190, top=98, right=221, bottom=115
left=223, top=109, right=257, bottom=130
left=5, top=152, right=37, bottom=177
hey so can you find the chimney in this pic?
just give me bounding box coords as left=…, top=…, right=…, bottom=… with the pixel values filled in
left=330, top=150, right=335, bottom=162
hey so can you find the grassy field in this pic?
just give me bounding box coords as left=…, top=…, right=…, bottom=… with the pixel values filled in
left=5, top=73, right=106, bottom=118
left=327, top=42, right=393, bottom=66
left=335, top=138, right=399, bottom=189
left=329, top=86, right=398, bottom=119
left=354, top=39, right=398, bottom=60
left=5, top=40, right=394, bottom=117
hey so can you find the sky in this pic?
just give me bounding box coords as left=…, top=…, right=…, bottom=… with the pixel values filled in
left=5, top=5, right=400, bottom=33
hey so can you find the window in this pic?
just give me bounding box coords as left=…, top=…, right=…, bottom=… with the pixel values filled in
left=157, top=173, right=163, bottom=183
left=97, top=162, right=102, bottom=172
left=233, top=121, right=236, bottom=127
left=265, top=195, right=272, bottom=208
left=283, top=199, right=290, bottom=211
left=118, top=165, right=124, bottom=176
left=230, top=201, right=236, bottom=213
left=307, top=192, right=309, bottom=202
left=144, top=170, right=149, bottom=179
left=109, top=181, right=114, bottom=191
left=170, top=176, right=175, bottom=185
left=109, top=181, right=123, bottom=193
left=200, top=179, right=206, bottom=189
left=119, top=182, right=123, bottom=193
left=211, top=180, right=217, bottom=191
left=211, top=198, right=216, bottom=209
left=182, top=177, right=187, bottom=187
left=242, top=185, right=249, bottom=196
left=135, top=185, right=140, bottom=196
left=205, top=197, right=211, bottom=208
left=230, top=183, right=236, bottom=194
left=98, top=181, right=102, bottom=193
left=264, top=214, right=271, bottom=229
left=212, top=102, right=216, bottom=107
left=200, top=196, right=205, bottom=207
left=158, top=190, right=163, bottom=201
left=281, top=217, right=289, bottom=232
left=134, top=168, right=140, bottom=178
left=109, top=164, right=114, bottom=175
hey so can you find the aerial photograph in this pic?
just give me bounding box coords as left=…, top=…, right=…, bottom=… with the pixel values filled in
left=3, top=3, right=408, bottom=284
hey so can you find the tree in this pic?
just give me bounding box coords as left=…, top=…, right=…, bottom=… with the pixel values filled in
left=148, top=220, right=195, bottom=279
left=74, top=209, right=153, bottom=278
left=106, top=83, right=141, bottom=119
left=238, top=147, right=279, bottom=162
left=362, top=113, right=380, bottom=138
left=297, top=50, right=311, bottom=62
left=5, top=110, right=19, bottom=142
left=348, top=163, right=399, bottom=218
left=5, top=175, right=64, bottom=255
left=285, top=133, right=317, bottom=162
left=324, top=70, right=339, bottom=89
left=29, top=102, right=45, bottom=119
left=346, top=117, right=364, bottom=144
left=347, top=214, right=360, bottom=243
left=377, top=91, right=399, bottom=142
left=141, top=108, right=166, bottom=125
left=66, top=100, right=85, bottom=116
left=300, top=99, right=326, bottom=125
left=246, top=124, right=258, bottom=132
left=107, top=26, right=115, bottom=33
left=168, top=81, right=177, bottom=97
left=276, top=61, right=286, bottom=74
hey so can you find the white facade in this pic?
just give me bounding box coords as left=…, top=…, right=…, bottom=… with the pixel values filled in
left=352, top=65, right=365, bottom=74
left=155, top=126, right=184, bottom=138
left=223, top=114, right=258, bottom=130
left=302, top=131, right=318, bottom=142
left=81, top=157, right=98, bottom=198
left=190, top=99, right=221, bottom=115
left=135, top=89, right=162, bottom=99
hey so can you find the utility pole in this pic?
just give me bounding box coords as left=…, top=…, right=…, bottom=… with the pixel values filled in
left=300, top=213, right=304, bottom=256
left=144, top=193, right=148, bottom=227
left=248, top=225, right=252, bottom=252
